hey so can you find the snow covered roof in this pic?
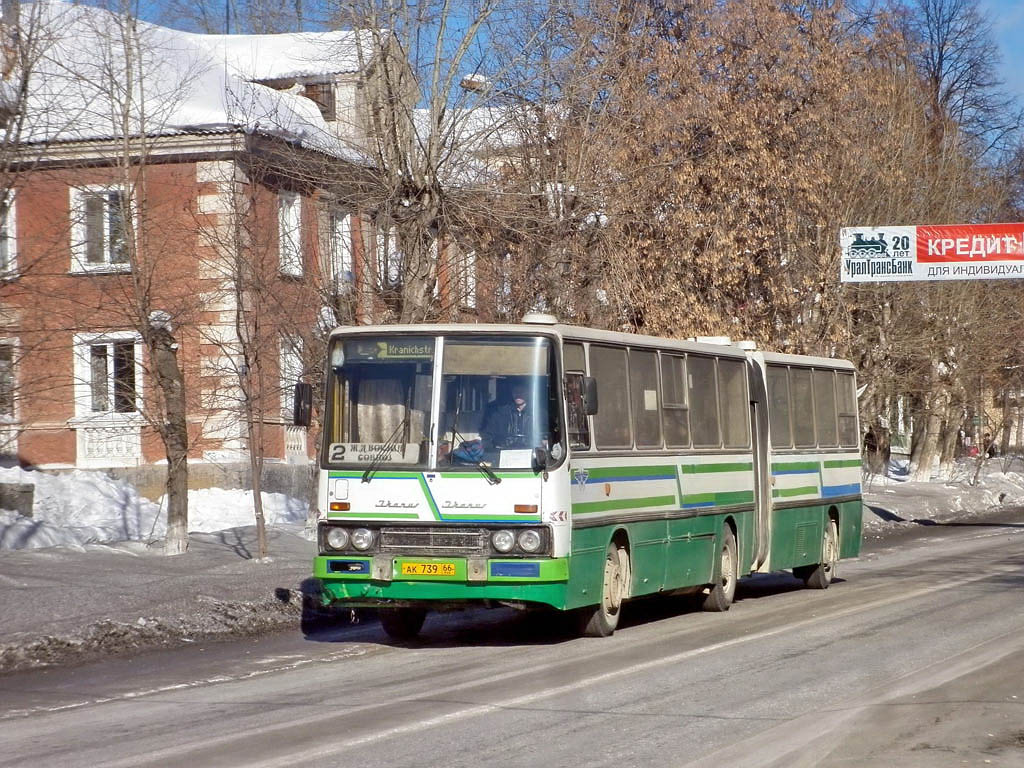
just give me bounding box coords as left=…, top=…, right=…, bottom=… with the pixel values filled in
left=12, top=1, right=378, bottom=159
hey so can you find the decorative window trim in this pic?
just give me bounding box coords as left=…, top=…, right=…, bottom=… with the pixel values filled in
left=69, top=185, right=134, bottom=274
left=375, top=220, right=400, bottom=287
left=328, top=209, right=353, bottom=290
left=71, top=331, right=145, bottom=423
left=279, top=191, right=304, bottom=277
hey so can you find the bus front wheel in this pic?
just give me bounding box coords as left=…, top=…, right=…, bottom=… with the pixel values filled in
left=798, top=519, right=839, bottom=590
left=379, top=607, right=427, bottom=640
left=702, top=526, right=737, bottom=612
left=579, top=541, right=630, bottom=637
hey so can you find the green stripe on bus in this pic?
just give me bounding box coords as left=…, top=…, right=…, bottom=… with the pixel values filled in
left=330, top=471, right=423, bottom=479
left=582, top=465, right=677, bottom=479
left=438, top=472, right=526, bottom=479
left=823, top=459, right=861, bottom=468
left=327, top=512, right=421, bottom=519
left=440, top=513, right=542, bottom=522
left=680, top=462, right=753, bottom=474
left=772, top=486, right=819, bottom=498
left=682, top=490, right=755, bottom=506
left=771, top=461, right=819, bottom=472
left=572, top=495, right=676, bottom=515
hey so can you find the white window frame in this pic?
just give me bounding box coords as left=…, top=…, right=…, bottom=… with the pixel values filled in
left=69, top=186, right=133, bottom=274
left=0, top=191, right=16, bottom=277
left=71, top=331, right=144, bottom=422
left=375, top=221, right=400, bottom=287
left=328, top=209, right=353, bottom=290
left=279, top=191, right=304, bottom=277
left=280, top=336, right=303, bottom=420
left=458, top=248, right=477, bottom=309
left=0, top=337, right=17, bottom=423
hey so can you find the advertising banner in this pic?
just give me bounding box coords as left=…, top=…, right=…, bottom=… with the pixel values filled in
left=840, top=223, right=1024, bottom=282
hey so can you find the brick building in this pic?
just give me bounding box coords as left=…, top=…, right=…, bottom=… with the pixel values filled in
left=0, top=2, right=480, bottom=485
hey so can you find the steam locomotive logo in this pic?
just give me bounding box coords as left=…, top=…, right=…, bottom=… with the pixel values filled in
left=847, top=233, right=890, bottom=258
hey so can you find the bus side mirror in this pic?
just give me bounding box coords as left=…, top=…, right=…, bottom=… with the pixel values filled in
left=583, top=376, right=599, bottom=415
left=293, top=382, right=312, bottom=426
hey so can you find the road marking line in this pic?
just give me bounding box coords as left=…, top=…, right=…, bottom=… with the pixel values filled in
left=239, top=562, right=1022, bottom=767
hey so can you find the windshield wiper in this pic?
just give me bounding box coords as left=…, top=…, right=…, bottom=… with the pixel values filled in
left=361, top=416, right=409, bottom=484
left=447, top=383, right=500, bottom=485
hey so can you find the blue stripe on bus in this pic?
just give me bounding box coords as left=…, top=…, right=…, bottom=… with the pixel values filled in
left=490, top=561, right=541, bottom=578
left=586, top=474, right=677, bottom=483
left=822, top=483, right=861, bottom=497
left=773, top=469, right=819, bottom=476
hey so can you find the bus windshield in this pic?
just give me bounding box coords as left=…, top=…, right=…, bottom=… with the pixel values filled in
left=323, top=334, right=562, bottom=470
left=439, top=335, right=562, bottom=470
left=324, top=337, right=435, bottom=467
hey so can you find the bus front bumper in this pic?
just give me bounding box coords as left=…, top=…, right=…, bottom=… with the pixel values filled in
left=313, top=555, right=571, bottom=610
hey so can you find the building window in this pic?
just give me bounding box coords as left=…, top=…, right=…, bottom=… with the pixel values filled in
left=455, top=247, right=476, bottom=309
left=375, top=222, right=400, bottom=287
left=70, top=187, right=130, bottom=272
left=279, top=191, right=303, bottom=277
left=328, top=210, right=353, bottom=290
left=304, top=81, right=336, bottom=121
left=281, top=337, right=303, bottom=419
left=0, top=191, right=16, bottom=276
left=0, top=342, right=14, bottom=419
left=73, top=333, right=142, bottom=418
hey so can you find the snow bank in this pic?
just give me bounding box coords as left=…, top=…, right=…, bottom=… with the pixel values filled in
left=861, top=457, right=1024, bottom=537
left=0, top=467, right=309, bottom=550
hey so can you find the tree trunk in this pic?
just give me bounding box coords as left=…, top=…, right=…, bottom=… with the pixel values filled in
left=149, top=325, right=189, bottom=555
left=937, top=404, right=959, bottom=480
left=248, top=423, right=268, bottom=560
left=910, top=390, right=945, bottom=482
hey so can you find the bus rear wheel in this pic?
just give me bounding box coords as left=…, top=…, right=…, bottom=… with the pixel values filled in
left=379, top=607, right=427, bottom=640
left=580, top=541, right=630, bottom=637
left=800, top=519, right=839, bottom=590
left=702, top=526, right=737, bottom=612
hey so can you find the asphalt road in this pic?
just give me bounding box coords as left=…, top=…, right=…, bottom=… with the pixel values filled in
left=2, top=517, right=1023, bottom=768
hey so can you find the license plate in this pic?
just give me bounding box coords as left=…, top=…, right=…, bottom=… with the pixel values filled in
left=400, top=561, right=456, bottom=576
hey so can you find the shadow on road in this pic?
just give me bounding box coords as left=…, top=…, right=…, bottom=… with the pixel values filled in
left=296, top=571, right=832, bottom=649
left=868, top=505, right=1024, bottom=529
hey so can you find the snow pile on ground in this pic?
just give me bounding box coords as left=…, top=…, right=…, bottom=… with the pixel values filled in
left=861, top=457, right=1024, bottom=537
left=0, top=467, right=309, bottom=550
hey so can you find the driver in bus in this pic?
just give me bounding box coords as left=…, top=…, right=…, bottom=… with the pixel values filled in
left=482, top=383, right=533, bottom=450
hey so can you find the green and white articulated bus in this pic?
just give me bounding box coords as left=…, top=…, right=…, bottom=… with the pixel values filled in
left=298, top=315, right=863, bottom=639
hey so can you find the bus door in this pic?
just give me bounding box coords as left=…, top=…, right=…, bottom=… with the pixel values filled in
left=747, top=359, right=771, bottom=570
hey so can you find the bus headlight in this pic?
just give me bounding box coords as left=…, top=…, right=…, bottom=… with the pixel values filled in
left=326, top=527, right=350, bottom=550
left=351, top=528, right=375, bottom=551
left=518, top=529, right=542, bottom=553
left=492, top=530, right=515, bottom=553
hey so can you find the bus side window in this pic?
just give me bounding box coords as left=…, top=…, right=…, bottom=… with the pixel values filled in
left=766, top=365, right=792, bottom=448
left=718, top=359, right=749, bottom=448
left=837, top=371, right=858, bottom=447
left=661, top=354, right=689, bottom=447
left=790, top=368, right=816, bottom=447
left=590, top=345, right=631, bottom=448
left=629, top=349, right=662, bottom=448
left=563, top=342, right=590, bottom=450
left=688, top=354, right=720, bottom=447
left=565, top=373, right=591, bottom=450
left=813, top=369, right=838, bottom=447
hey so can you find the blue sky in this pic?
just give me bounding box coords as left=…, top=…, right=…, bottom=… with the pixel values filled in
left=979, top=0, right=1024, bottom=105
